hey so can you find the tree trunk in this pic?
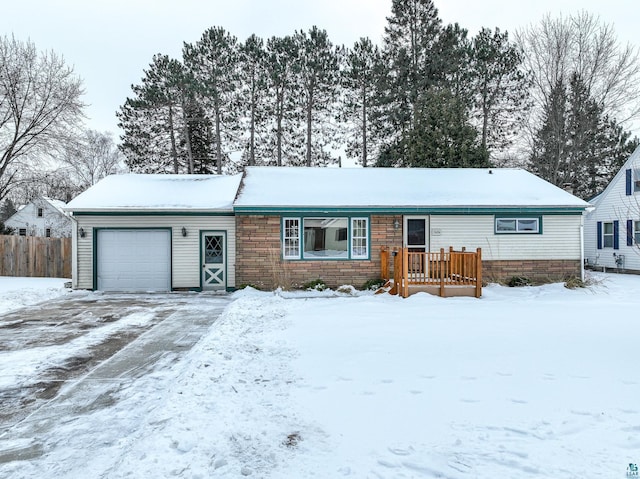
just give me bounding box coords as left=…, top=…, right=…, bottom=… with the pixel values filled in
left=168, top=105, right=179, bottom=174
left=182, top=98, right=195, bottom=174
left=215, top=107, right=222, bottom=174
left=362, top=83, right=368, bottom=167
left=306, top=90, right=313, bottom=167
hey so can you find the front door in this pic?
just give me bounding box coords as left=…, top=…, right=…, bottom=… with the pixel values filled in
left=404, top=216, right=429, bottom=275
left=404, top=216, right=429, bottom=252
left=201, top=231, right=226, bottom=291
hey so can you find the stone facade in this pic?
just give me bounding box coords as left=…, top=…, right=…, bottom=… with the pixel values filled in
left=483, top=259, right=582, bottom=283
left=235, top=214, right=402, bottom=290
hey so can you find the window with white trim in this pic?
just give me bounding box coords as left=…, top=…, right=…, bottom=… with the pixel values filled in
left=19, top=228, right=27, bottom=236
left=283, top=218, right=300, bottom=259
left=351, top=218, right=368, bottom=259
left=602, top=222, right=614, bottom=248
left=45, top=228, right=51, bottom=238
left=635, top=169, right=640, bottom=192
left=37, top=207, right=43, bottom=217
left=495, top=217, right=540, bottom=234
left=282, top=216, right=369, bottom=260
left=634, top=221, right=640, bottom=246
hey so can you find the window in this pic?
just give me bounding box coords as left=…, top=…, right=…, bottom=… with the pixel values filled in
left=635, top=169, right=640, bottom=193
left=282, top=216, right=369, bottom=260
left=37, top=207, right=43, bottom=217
left=283, top=218, right=300, bottom=259
left=603, top=222, right=614, bottom=248
left=495, top=217, right=540, bottom=234
left=45, top=228, right=51, bottom=238
left=635, top=221, right=640, bottom=246
left=351, top=218, right=369, bottom=259
left=19, top=228, right=27, bottom=236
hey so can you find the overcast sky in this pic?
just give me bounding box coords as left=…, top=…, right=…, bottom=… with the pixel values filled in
left=2, top=0, right=638, bottom=138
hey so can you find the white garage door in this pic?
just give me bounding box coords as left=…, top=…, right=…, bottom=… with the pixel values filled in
left=97, top=229, right=171, bottom=292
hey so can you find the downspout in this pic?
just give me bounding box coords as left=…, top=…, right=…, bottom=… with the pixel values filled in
left=68, top=213, right=79, bottom=289
left=580, top=214, right=585, bottom=282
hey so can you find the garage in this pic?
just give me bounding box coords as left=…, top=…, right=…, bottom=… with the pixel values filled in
left=96, top=229, right=171, bottom=292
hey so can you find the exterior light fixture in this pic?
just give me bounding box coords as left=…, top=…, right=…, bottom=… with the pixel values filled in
left=79, top=227, right=86, bottom=238
left=393, top=219, right=400, bottom=230
left=181, top=227, right=187, bottom=237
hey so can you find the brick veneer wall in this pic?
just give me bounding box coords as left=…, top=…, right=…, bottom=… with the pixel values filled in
left=235, top=214, right=403, bottom=290
left=235, top=215, right=582, bottom=290
left=483, top=259, right=582, bottom=283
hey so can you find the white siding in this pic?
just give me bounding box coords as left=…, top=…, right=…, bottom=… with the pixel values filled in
left=584, top=147, right=640, bottom=271
left=429, top=215, right=582, bottom=260
left=72, top=215, right=236, bottom=290
left=5, top=198, right=71, bottom=237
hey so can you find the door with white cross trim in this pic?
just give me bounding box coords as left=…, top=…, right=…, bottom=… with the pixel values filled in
left=201, top=231, right=226, bottom=290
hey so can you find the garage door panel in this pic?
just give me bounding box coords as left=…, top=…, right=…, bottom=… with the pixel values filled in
left=97, top=230, right=171, bottom=292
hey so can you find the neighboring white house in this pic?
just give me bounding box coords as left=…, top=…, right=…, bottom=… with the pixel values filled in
left=5, top=196, right=72, bottom=238
left=584, top=145, right=640, bottom=272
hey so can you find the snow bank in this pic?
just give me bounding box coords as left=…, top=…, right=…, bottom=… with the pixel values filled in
left=0, top=277, right=70, bottom=315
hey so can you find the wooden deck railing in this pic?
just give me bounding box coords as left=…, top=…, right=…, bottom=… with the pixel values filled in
left=381, top=246, right=482, bottom=298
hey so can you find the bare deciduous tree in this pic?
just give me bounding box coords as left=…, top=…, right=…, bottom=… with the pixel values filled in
left=517, top=11, right=640, bottom=127
left=0, top=35, right=85, bottom=200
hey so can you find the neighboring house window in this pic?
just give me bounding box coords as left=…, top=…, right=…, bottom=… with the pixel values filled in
left=635, top=169, right=640, bottom=193
left=602, top=222, right=614, bottom=248
left=282, top=216, right=369, bottom=260
left=635, top=221, right=640, bottom=246
left=19, top=228, right=27, bottom=236
left=45, top=228, right=51, bottom=238
left=282, top=218, right=300, bottom=259
left=495, top=217, right=540, bottom=234
left=37, top=207, right=43, bottom=217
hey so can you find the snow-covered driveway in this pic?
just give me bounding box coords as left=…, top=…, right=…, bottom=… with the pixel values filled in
left=0, top=291, right=229, bottom=467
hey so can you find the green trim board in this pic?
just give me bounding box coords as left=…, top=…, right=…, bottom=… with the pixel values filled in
left=72, top=211, right=234, bottom=217
left=92, top=227, right=173, bottom=291
left=235, top=206, right=586, bottom=215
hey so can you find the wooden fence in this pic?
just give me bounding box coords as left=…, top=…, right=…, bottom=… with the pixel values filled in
left=381, top=246, right=482, bottom=298
left=0, top=235, right=71, bottom=278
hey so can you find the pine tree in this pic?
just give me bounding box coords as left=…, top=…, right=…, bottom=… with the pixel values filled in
left=340, top=37, right=383, bottom=167
left=183, top=27, right=241, bottom=174
left=238, top=35, right=269, bottom=167
left=292, top=27, right=342, bottom=167
left=117, top=54, right=197, bottom=174
left=264, top=35, right=300, bottom=166
left=470, top=28, right=531, bottom=157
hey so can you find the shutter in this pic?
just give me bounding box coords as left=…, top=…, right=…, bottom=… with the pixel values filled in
left=613, top=220, right=619, bottom=249
left=628, top=219, right=634, bottom=246
left=597, top=222, right=602, bottom=249
left=626, top=169, right=632, bottom=195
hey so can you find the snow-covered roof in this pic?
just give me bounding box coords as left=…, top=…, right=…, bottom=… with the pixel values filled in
left=65, top=174, right=243, bottom=212
left=234, top=167, right=590, bottom=210
left=43, top=197, right=67, bottom=214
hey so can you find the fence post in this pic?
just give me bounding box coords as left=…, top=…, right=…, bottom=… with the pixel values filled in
left=380, top=246, right=389, bottom=280
left=402, top=247, right=409, bottom=298
left=476, top=247, right=482, bottom=298
left=440, top=247, right=445, bottom=297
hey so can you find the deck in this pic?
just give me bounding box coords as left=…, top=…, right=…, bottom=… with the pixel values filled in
left=380, top=247, right=482, bottom=298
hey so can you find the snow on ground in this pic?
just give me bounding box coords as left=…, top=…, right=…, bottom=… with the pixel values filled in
left=0, top=276, right=71, bottom=315
left=1, top=273, right=640, bottom=478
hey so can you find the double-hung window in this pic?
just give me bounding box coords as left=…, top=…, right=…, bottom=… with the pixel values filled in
left=495, top=217, right=540, bottom=234
left=282, top=217, right=369, bottom=260
left=634, top=221, right=640, bottom=246
left=635, top=169, right=640, bottom=193
left=602, top=222, right=614, bottom=248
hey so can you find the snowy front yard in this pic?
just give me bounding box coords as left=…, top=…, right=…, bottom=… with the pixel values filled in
left=1, top=273, right=639, bottom=478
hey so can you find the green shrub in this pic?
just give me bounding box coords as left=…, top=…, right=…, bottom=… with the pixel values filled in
left=507, top=276, right=532, bottom=287
left=362, top=278, right=386, bottom=291
left=303, top=279, right=327, bottom=291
